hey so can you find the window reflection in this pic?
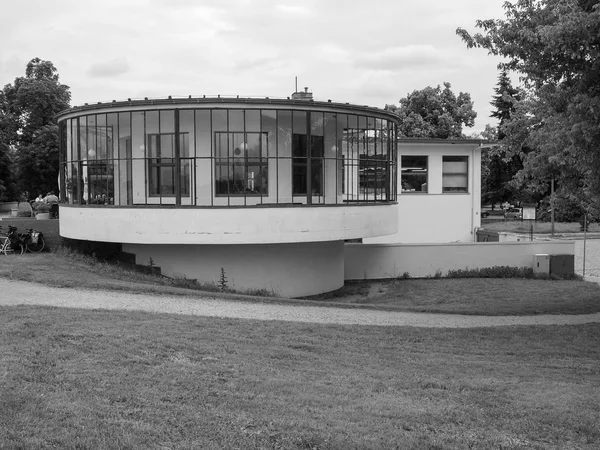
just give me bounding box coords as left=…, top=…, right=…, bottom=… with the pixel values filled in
left=401, top=156, right=428, bottom=193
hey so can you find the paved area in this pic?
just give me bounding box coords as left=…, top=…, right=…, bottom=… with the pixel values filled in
left=574, top=238, right=600, bottom=277
left=1, top=279, right=599, bottom=329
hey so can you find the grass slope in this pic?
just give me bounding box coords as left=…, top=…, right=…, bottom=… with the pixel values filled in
left=1, top=307, right=599, bottom=449
left=1, top=250, right=600, bottom=316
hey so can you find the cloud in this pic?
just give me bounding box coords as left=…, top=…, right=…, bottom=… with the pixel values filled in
left=354, top=45, right=451, bottom=71
left=276, top=4, right=310, bottom=15
left=88, top=58, right=130, bottom=78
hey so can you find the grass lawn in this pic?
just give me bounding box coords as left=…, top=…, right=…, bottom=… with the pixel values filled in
left=1, top=251, right=600, bottom=316
left=308, top=278, right=600, bottom=315
left=1, top=306, right=599, bottom=449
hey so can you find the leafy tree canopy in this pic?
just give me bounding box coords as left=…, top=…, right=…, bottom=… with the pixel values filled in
left=457, top=0, right=600, bottom=218
left=385, top=82, right=477, bottom=139
left=1, top=58, right=71, bottom=199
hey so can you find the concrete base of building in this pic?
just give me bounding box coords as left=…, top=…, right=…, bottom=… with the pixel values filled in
left=122, top=240, right=344, bottom=298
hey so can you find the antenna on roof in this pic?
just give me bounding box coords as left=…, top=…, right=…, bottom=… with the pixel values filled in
left=295, top=76, right=298, bottom=93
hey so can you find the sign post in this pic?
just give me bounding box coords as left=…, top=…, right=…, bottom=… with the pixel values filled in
left=522, top=203, right=537, bottom=241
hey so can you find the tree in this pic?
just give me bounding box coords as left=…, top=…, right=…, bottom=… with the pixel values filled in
left=482, top=71, right=524, bottom=206
left=0, top=92, right=18, bottom=201
left=1, top=58, right=71, bottom=198
left=385, top=82, right=477, bottom=138
left=457, top=0, right=600, bottom=218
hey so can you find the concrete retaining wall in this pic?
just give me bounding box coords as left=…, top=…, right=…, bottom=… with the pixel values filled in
left=344, top=241, right=576, bottom=280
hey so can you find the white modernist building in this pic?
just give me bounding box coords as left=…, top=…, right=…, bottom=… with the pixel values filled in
left=56, top=93, right=491, bottom=296
left=57, top=94, right=401, bottom=297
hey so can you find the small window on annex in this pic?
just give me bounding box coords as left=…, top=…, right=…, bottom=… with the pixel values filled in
left=401, top=156, right=427, bottom=193
left=442, top=156, right=468, bottom=193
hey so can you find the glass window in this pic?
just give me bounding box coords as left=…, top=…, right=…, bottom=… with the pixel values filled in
left=59, top=106, right=398, bottom=207
left=401, top=156, right=428, bottom=193
left=215, top=131, right=268, bottom=196
left=195, top=110, right=211, bottom=157
left=212, top=110, right=227, bottom=132
left=261, top=110, right=277, bottom=157
left=179, top=110, right=195, bottom=156
left=228, top=110, right=244, bottom=131
left=292, top=111, right=307, bottom=195
left=246, top=110, right=260, bottom=132
left=148, top=133, right=190, bottom=196
left=442, top=156, right=468, bottom=193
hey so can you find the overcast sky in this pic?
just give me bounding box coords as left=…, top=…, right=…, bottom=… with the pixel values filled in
left=1, top=0, right=509, bottom=134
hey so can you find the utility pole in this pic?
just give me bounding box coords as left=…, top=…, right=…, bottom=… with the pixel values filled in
left=551, top=176, right=555, bottom=237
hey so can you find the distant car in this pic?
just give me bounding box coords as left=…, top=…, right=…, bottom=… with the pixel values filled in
left=504, top=207, right=522, bottom=220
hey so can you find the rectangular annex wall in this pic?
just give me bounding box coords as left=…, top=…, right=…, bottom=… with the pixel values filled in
left=344, top=241, right=575, bottom=280
left=364, top=139, right=483, bottom=245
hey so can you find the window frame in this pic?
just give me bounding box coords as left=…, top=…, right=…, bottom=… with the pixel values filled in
left=400, top=155, right=428, bottom=194
left=214, top=131, right=269, bottom=197
left=147, top=132, right=190, bottom=197
left=442, top=155, right=469, bottom=193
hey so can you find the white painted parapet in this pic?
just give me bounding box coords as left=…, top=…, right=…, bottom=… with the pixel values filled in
left=59, top=204, right=398, bottom=244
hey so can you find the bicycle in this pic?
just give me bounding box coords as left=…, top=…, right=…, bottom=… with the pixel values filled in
left=0, top=226, right=25, bottom=255
left=19, top=228, right=46, bottom=253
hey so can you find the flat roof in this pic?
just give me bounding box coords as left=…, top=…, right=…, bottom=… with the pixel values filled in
left=56, top=95, right=400, bottom=122
left=398, top=138, right=497, bottom=145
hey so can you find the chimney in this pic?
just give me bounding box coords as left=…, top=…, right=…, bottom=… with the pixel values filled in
left=291, top=86, right=313, bottom=101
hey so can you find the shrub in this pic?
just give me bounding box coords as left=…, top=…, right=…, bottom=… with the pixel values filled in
left=36, top=203, right=51, bottom=213
left=446, top=266, right=535, bottom=279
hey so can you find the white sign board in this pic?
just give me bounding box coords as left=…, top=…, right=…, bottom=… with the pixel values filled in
left=522, top=206, right=536, bottom=220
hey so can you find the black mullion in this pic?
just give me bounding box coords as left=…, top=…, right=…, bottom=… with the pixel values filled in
left=158, top=111, right=163, bottom=205
left=226, top=111, right=230, bottom=207
left=306, top=112, right=311, bottom=205
left=59, top=121, right=65, bottom=203
left=385, top=121, right=390, bottom=201
left=275, top=111, right=279, bottom=205
left=375, top=120, right=379, bottom=202
left=243, top=111, right=247, bottom=206
left=147, top=111, right=152, bottom=205
left=193, top=109, right=197, bottom=206
left=174, top=109, right=181, bottom=206
left=127, top=112, right=133, bottom=205
left=258, top=130, right=262, bottom=204
left=76, top=117, right=81, bottom=204
left=209, top=110, right=213, bottom=206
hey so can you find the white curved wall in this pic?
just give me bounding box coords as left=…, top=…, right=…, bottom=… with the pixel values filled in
left=123, top=240, right=345, bottom=298
left=59, top=204, right=397, bottom=244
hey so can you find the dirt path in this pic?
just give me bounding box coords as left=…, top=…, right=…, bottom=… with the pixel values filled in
left=2, top=278, right=600, bottom=328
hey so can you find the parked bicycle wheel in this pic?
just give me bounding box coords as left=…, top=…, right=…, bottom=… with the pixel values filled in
left=27, top=234, right=46, bottom=253
left=2, top=241, right=23, bottom=255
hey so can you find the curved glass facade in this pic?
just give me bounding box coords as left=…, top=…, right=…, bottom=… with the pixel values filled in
left=57, top=100, right=398, bottom=207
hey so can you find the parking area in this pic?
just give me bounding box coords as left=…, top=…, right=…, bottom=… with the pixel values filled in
left=574, top=238, right=600, bottom=277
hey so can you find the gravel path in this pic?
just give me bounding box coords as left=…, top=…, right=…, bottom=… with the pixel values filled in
left=2, top=278, right=600, bottom=329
